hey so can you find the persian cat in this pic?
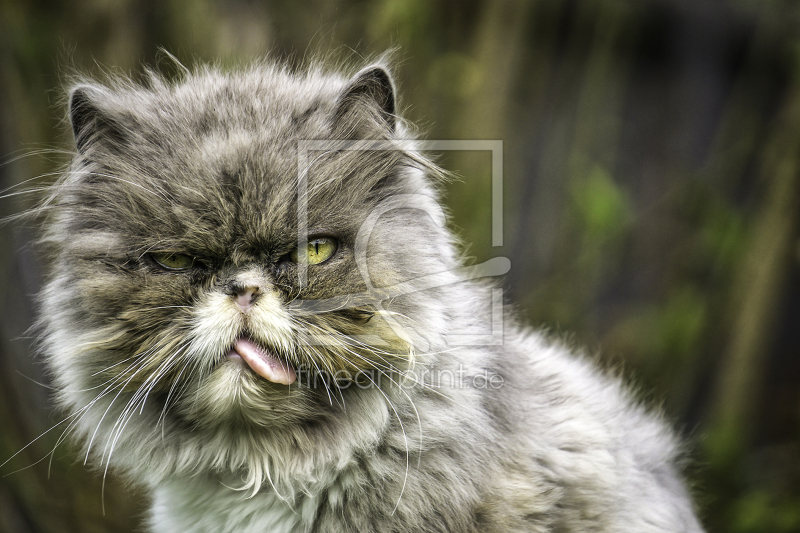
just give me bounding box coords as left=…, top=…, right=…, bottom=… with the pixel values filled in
left=35, top=57, right=704, bottom=532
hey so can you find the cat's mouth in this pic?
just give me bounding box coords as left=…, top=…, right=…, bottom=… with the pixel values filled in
left=226, top=337, right=296, bottom=385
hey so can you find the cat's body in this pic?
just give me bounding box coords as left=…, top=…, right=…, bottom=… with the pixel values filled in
left=37, top=58, right=703, bottom=532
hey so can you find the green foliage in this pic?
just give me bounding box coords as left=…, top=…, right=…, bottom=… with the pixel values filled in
left=569, top=165, right=631, bottom=244
left=370, top=0, right=432, bottom=42
left=732, top=491, right=800, bottom=533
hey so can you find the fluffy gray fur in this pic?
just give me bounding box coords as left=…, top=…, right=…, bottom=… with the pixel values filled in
left=36, top=57, right=704, bottom=532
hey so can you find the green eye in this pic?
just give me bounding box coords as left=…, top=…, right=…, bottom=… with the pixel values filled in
left=151, top=253, right=194, bottom=270
left=290, top=237, right=337, bottom=265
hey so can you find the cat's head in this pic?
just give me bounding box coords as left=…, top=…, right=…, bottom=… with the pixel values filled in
left=38, top=60, right=461, bottom=485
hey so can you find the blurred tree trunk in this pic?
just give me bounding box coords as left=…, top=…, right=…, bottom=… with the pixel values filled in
left=456, top=0, right=534, bottom=139
left=705, top=77, right=800, bottom=468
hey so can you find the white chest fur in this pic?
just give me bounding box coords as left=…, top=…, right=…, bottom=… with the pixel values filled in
left=150, top=479, right=318, bottom=533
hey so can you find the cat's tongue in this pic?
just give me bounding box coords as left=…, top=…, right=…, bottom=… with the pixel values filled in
left=232, top=338, right=296, bottom=385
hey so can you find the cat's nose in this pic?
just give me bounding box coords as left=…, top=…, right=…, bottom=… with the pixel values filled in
left=233, top=285, right=258, bottom=312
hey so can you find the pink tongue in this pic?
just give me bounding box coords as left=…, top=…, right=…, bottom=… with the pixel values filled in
left=232, top=338, right=296, bottom=385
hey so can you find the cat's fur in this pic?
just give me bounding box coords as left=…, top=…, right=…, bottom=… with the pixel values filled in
left=37, top=57, right=704, bottom=532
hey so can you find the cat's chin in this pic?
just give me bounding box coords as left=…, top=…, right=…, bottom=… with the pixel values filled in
left=176, top=353, right=310, bottom=430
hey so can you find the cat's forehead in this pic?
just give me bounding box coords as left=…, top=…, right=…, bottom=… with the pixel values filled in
left=148, top=133, right=369, bottom=257
left=60, top=63, right=411, bottom=260
left=153, top=71, right=353, bottom=198
left=158, top=68, right=343, bottom=134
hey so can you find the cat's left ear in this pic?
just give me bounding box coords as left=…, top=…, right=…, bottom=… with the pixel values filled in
left=69, top=84, right=127, bottom=154
left=334, top=66, right=396, bottom=134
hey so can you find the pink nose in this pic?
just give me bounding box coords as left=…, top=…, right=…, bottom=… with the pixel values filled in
left=235, top=287, right=257, bottom=311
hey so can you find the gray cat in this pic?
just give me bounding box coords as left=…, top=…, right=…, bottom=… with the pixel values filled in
left=36, top=57, right=704, bottom=532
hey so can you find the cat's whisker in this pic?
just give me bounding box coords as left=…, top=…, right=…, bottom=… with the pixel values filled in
left=326, top=332, right=410, bottom=374
left=13, top=370, right=58, bottom=391
left=46, top=369, right=139, bottom=478
left=107, top=373, right=170, bottom=463
left=91, top=353, right=143, bottom=377
left=323, top=338, right=400, bottom=376
left=140, top=305, right=194, bottom=311
left=57, top=349, right=160, bottom=395
left=295, top=319, right=410, bottom=384
left=84, top=351, right=162, bottom=464
left=368, top=368, right=424, bottom=470
left=99, top=344, right=192, bottom=508
left=312, top=331, right=469, bottom=431
left=79, top=347, right=160, bottom=409
left=301, top=344, right=339, bottom=408
left=314, top=346, right=350, bottom=410
left=50, top=360, right=148, bottom=449
left=295, top=321, right=421, bottom=442
left=0, top=147, right=70, bottom=168
left=0, top=187, right=52, bottom=201
left=156, top=348, right=195, bottom=425
left=320, top=325, right=454, bottom=363
left=134, top=342, right=189, bottom=406
left=0, top=170, right=68, bottom=198
left=159, top=359, right=201, bottom=432
left=0, top=404, right=88, bottom=471
left=330, top=331, right=410, bottom=358
left=47, top=405, right=94, bottom=478
left=2, top=443, right=71, bottom=479
left=357, top=370, right=410, bottom=516
left=136, top=346, right=190, bottom=414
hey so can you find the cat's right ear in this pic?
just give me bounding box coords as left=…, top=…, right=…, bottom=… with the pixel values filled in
left=69, top=85, right=124, bottom=154
left=332, top=66, right=397, bottom=137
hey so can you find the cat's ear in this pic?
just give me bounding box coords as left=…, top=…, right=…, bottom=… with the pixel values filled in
left=333, top=66, right=396, bottom=135
left=69, top=84, right=126, bottom=153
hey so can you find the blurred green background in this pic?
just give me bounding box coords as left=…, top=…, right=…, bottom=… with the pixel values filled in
left=1, top=0, right=799, bottom=531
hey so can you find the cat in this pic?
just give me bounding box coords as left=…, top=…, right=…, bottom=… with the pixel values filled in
left=34, top=56, right=704, bottom=532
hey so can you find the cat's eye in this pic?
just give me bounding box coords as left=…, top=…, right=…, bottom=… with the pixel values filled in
left=289, top=237, right=337, bottom=265
left=151, top=253, right=194, bottom=270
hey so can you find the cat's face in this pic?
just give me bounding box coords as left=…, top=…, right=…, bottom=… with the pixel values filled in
left=40, top=62, right=455, bottom=470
